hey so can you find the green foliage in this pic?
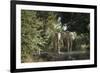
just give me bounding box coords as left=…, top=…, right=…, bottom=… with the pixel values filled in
left=21, top=10, right=60, bottom=62
left=21, top=10, right=90, bottom=62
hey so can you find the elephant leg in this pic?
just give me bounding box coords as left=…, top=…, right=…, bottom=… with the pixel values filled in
left=68, top=40, right=70, bottom=53
left=68, top=39, right=72, bottom=59
left=70, top=40, right=73, bottom=52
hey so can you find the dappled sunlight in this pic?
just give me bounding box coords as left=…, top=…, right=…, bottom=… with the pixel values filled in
left=21, top=10, right=90, bottom=63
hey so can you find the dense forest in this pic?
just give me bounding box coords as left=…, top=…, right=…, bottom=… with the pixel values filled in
left=21, top=10, right=90, bottom=63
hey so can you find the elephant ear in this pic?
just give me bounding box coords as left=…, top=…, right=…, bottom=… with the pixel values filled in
left=58, top=32, right=61, bottom=40
left=70, top=32, right=77, bottom=40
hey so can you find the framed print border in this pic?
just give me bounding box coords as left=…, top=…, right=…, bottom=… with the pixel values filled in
left=10, top=0, right=97, bottom=72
